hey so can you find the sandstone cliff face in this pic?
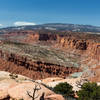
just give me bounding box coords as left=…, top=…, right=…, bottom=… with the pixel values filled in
left=57, top=36, right=100, bottom=60
left=4, top=31, right=100, bottom=61
left=57, top=37, right=87, bottom=50
left=0, top=50, right=80, bottom=79
left=24, top=33, right=100, bottom=61
left=23, top=33, right=39, bottom=43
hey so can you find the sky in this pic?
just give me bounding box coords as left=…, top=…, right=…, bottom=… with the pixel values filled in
left=0, top=0, right=100, bottom=27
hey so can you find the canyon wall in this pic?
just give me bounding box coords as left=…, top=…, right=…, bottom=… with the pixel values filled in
left=0, top=50, right=80, bottom=79
left=24, top=33, right=100, bottom=61
left=57, top=36, right=100, bottom=61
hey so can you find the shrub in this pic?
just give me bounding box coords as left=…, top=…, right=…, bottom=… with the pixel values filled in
left=9, top=73, right=18, bottom=79
left=77, top=82, right=100, bottom=100
left=53, top=82, right=74, bottom=97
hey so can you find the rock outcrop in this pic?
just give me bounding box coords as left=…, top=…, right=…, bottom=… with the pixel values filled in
left=0, top=50, right=80, bottom=80
left=0, top=71, right=66, bottom=100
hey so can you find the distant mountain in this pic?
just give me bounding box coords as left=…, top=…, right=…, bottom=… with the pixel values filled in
left=0, top=23, right=100, bottom=33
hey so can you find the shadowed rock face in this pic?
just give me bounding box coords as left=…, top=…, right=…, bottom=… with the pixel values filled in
left=39, top=34, right=57, bottom=41
left=75, top=41, right=87, bottom=50
left=39, top=34, right=50, bottom=41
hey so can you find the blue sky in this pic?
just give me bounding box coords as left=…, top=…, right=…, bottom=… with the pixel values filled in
left=0, top=0, right=100, bottom=27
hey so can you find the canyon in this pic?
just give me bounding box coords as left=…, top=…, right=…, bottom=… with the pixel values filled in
left=0, top=30, right=99, bottom=81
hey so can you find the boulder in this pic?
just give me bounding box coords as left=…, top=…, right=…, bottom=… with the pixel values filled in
left=0, top=79, right=18, bottom=99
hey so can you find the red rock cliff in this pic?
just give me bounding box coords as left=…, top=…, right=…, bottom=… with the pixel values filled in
left=0, top=50, right=80, bottom=79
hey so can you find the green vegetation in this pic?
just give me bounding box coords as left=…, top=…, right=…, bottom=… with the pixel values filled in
left=53, top=82, right=100, bottom=100
left=77, top=82, right=100, bottom=100
left=53, top=82, right=74, bottom=98
left=9, top=73, right=18, bottom=79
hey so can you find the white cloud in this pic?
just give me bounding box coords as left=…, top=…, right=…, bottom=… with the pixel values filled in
left=0, top=24, right=3, bottom=27
left=14, top=21, right=36, bottom=26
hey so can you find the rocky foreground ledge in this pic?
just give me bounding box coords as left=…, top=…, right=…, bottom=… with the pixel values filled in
left=0, top=71, right=65, bottom=100
left=1, top=71, right=99, bottom=100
